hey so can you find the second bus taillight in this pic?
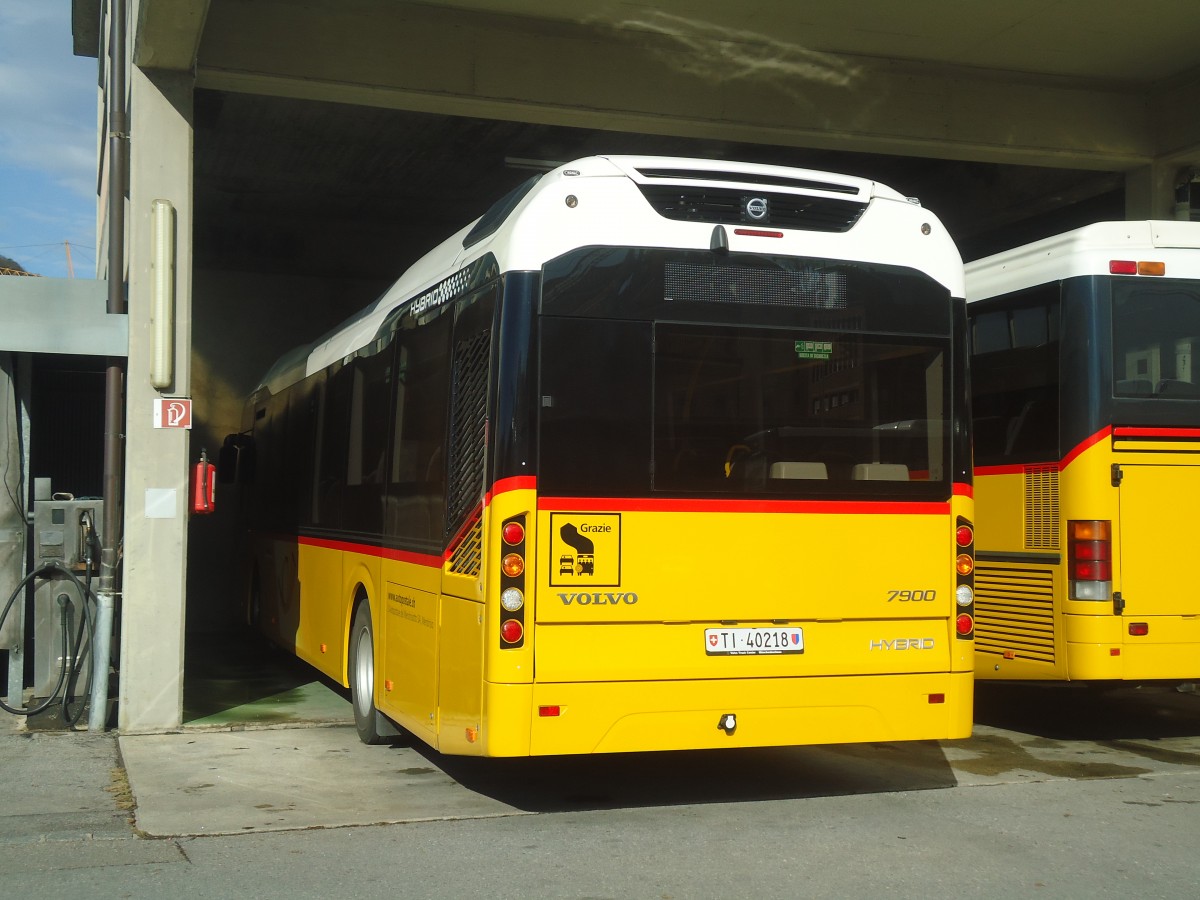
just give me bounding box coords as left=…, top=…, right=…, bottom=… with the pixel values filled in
left=1069, top=519, right=1112, bottom=601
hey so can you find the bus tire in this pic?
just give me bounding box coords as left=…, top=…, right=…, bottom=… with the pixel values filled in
left=349, top=600, right=388, bottom=745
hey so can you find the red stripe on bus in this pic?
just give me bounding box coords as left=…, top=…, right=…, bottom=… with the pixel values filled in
left=1113, top=426, right=1200, bottom=439
left=1061, top=426, right=1112, bottom=469
left=298, top=535, right=441, bottom=569
left=973, top=463, right=1043, bottom=477
left=953, top=482, right=973, bottom=499
left=298, top=535, right=363, bottom=554
left=487, top=476, right=537, bottom=502
left=384, top=547, right=443, bottom=568
left=444, top=505, right=483, bottom=559
left=975, top=427, right=1113, bottom=476
left=537, top=496, right=949, bottom=515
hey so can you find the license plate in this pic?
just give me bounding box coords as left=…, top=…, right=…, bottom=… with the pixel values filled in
left=705, top=627, right=804, bottom=656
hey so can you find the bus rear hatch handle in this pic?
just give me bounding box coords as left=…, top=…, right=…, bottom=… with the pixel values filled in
left=1114, top=592, right=1125, bottom=615
left=1111, top=464, right=1123, bottom=487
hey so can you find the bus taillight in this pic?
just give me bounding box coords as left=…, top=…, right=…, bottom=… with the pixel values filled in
left=499, top=513, right=527, bottom=648
left=502, top=553, right=524, bottom=577
left=1068, top=520, right=1112, bottom=601
left=955, top=516, right=974, bottom=640
left=1109, top=259, right=1166, bottom=276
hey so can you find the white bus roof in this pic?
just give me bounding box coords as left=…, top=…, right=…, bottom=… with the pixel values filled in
left=965, top=220, right=1200, bottom=303
left=256, top=155, right=963, bottom=395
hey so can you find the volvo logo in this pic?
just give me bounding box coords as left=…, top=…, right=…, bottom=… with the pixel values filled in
left=744, top=196, right=769, bottom=221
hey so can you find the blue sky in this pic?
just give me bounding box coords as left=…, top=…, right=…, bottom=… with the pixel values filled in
left=0, top=1, right=98, bottom=279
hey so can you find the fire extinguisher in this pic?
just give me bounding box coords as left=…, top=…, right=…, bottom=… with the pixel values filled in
left=191, top=448, right=216, bottom=514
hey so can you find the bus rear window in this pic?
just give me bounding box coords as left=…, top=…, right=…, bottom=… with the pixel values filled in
left=653, top=324, right=950, bottom=498
left=537, top=319, right=951, bottom=500
left=1113, top=281, right=1200, bottom=399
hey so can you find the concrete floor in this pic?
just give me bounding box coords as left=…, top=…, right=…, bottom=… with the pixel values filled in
left=182, top=631, right=353, bottom=729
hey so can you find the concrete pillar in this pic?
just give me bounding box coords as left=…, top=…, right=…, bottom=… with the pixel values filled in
left=118, top=65, right=194, bottom=732
left=1124, top=163, right=1177, bottom=220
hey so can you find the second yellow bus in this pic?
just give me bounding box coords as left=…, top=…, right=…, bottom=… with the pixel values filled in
left=967, top=220, right=1200, bottom=681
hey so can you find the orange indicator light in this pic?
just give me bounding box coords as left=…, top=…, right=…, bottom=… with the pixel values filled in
left=1138, top=260, right=1166, bottom=276
left=956, top=554, right=973, bottom=576
left=502, top=553, right=524, bottom=577
left=1070, top=520, right=1110, bottom=541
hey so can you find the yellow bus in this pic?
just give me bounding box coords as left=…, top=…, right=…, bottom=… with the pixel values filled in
left=966, top=220, right=1200, bottom=682
left=227, top=156, right=975, bottom=755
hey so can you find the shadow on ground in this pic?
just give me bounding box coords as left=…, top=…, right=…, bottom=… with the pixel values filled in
left=399, top=737, right=958, bottom=813
left=974, top=681, right=1200, bottom=741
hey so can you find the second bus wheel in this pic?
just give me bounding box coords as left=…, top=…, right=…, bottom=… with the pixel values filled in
left=349, top=600, right=389, bottom=745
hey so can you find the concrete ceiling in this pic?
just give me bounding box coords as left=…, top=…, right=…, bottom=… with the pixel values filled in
left=78, top=1, right=1200, bottom=285
left=413, top=0, right=1200, bottom=85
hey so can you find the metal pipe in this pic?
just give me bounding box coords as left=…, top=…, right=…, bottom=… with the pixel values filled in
left=88, top=591, right=114, bottom=731
left=93, top=0, right=128, bottom=732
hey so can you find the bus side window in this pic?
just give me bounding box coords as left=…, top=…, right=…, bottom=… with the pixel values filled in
left=315, top=364, right=351, bottom=531
left=286, top=382, right=319, bottom=528
left=343, top=347, right=392, bottom=536
left=388, top=314, right=452, bottom=548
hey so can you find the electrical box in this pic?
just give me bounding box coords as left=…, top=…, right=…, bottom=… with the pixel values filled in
left=31, top=497, right=101, bottom=700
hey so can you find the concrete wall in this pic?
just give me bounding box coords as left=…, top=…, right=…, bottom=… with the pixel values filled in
left=117, top=62, right=194, bottom=732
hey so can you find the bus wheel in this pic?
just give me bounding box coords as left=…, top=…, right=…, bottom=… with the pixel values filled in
left=349, top=601, right=387, bottom=745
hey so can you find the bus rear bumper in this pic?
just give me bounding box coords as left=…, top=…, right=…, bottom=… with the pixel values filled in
left=1066, top=614, right=1200, bottom=680
left=481, top=672, right=972, bottom=756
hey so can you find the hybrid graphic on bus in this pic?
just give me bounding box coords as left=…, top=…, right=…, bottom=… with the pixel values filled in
left=966, top=220, right=1200, bottom=682
left=226, top=156, right=975, bottom=756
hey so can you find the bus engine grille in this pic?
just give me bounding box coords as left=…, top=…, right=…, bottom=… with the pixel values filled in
left=974, top=565, right=1056, bottom=664
left=448, top=509, right=483, bottom=577
left=446, top=329, right=490, bottom=540
left=1023, top=465, right=1060, bottom=550
left=637, top=185, right=867, bottom=232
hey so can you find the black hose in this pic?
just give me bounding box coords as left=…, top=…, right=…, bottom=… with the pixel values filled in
left=0, top=561, right=99, bottom=719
